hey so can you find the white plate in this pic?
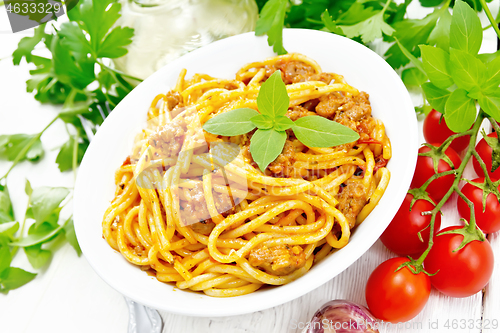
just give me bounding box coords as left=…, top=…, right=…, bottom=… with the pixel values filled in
left=74, top=29, right=418, bottom=317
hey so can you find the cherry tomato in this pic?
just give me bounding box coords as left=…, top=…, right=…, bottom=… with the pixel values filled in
left=423, top=109, right=469, bottom=152
left=410, top=144, right=462, bottom=202
left=380, top=193, right=441, bottom=257
left=366, top=257, right=430, bottom=323
left=473, top=132, right=500, bottom=180
left=424, top=226, right=494, bottom=298
left=457, top=177, right=500, bottom=234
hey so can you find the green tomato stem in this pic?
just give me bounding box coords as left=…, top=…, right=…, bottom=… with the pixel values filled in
left=414, top=111, right=486, bottom=266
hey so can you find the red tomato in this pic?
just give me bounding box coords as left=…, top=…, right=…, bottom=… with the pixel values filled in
left=457, top=177, right=500, bottom=234
left=410, top=144, right=462, bottom=202
left=473, top=132, right=500, bottom=179
left=423, top=109, right=469, bottom=152
left=366, top=257, right=431, bottom=323
left=380, top=193, right=441, bottom=257
left=424, top=226, right=494, bottom=297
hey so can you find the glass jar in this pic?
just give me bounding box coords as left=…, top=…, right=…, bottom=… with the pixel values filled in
left=114, top=0, right=259, bottom=79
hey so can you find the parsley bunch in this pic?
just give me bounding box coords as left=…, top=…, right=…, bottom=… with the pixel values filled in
left=1, top=0, right=138, bottom=293
left=203, top=71, right=359, bottom=172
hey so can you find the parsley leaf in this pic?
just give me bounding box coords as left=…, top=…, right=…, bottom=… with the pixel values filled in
left=340, top=7, right=395, bottom=43
left=64, top=218, right=81, bottom=256
left=29, top=186, right=69, bottom=229
left=0, top=134, right=44, bottom=162
left=250, top=129, right=287, bottom=172
left=97, top=27, right=134, bottom=59
left=12, top=25, right=46, bottom=65
left=0, top=185, right=14, bottom=224
left=55, top=136, right=87, bottom=172
left=0, top=267, right=36, bottom=294
left=427, top=9, right=452, bottom=50
left=255, top=0, right=288, bottom=55
left=402, top=67, right=428, bottom=87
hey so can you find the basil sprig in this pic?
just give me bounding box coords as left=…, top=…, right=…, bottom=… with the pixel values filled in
left=202, top=71, right=359, bottom=172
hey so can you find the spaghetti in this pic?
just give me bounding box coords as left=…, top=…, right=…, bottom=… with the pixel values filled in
left=102, top=53, right=391, bottom=297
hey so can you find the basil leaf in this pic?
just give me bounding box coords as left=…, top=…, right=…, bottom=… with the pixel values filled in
left=444, top=88, right=476, bottom=132
left=449, top=48, right=487, bottom=98
left=250, top=129, right=287, bottom=172
left=25, top=245, right=52, bottom=269
left=394, top=38, right=426, bottom=74
left=273, top=116, right=295, bottom=131
left=10, top=222, right=64, bottom=248
left=202, top=108, right=259, bottom=136
left=257, top=71, right=289, bottom=118
left=292, top=116, right=360, bottom=148
left=64, top=218, right=82, bottom=256
left=402, top=67, right=427, bottom=87
left=478, top=50, right=500, bottom=64
left=0, top=185, right=14, bottom=224
left=0, top=134, right=44, bottom=162
left=482, top=56, right=500, bottom=94
left=0, top=267, right=36, bottom=294
left=422, top=83, right=452, bottom=114
left=30, top=187, right=70, bottom=228
left=449, top=0, right=482, bottom=55
left=25, top=179, right=33, bottom=197
left=420, top=45, right=454, bottom=89
left=478, top=89, right=500, bottom=121
left=251, top=114, right=274, bottom=129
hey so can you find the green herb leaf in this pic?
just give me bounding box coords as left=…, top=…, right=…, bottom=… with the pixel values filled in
left=96, top=27, right=134, bottom=59
left=0, top=134, right=44, bottom=162
left=58, top=22, right=94, bottom=61
left=202, top=108, right=259, bottom=136
left=478, top=89, right=500, bottom=121
left=292, top=116, right=360, bottom=148
left=394, top=38, right=426, bottom=74
left=257, top=71, right=290, bottom=118
left=24, top=245, right=52, bottom=269
left=0, top=243, right=12, bottom=272
left=30, top=187, right=70, bottom=228
left=255, top=0, right=288, bottom=55
left=56, top=136, right=86, bottom=172
left=422, top=82, right=452, bottom=113
left=444, top=88, right=476, bottom=132
left=420, top=45, right=454, bottom=89
left=12, top=25, right=46, bottom=65
left=482, top=56, right=500, bottom=94
left=478, top=50, right=500, bottom=64
left=10, top=222, right=64, bottom=248
left=64, top=218, right=81, bottom=256
left=250, top=129, right=287, bottom=172
left=0, top=185, right=14, bottom=224
left=273, top=116, right=295, bottom=131
left=320, top=10, right=344, bottom=35
left=25, top=179, right=33, bottom=197
left=0, top=267, right=37, bottom=294
left=449, top=48, right=486, bottom=98
left=250, top=114, right=274, bottom=129
left=427, top=9, right=452, bottom=50
left=340, top=11, right=395, bottom=43
left=402, top=67, right=428, bottom=87
left=449, top=0, right=482, bottom=55
left=384, top=10, right=441, bottom=68
left=0, top=222, right=19, bottom=240
left=419, top=0, right=445, bottom=7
